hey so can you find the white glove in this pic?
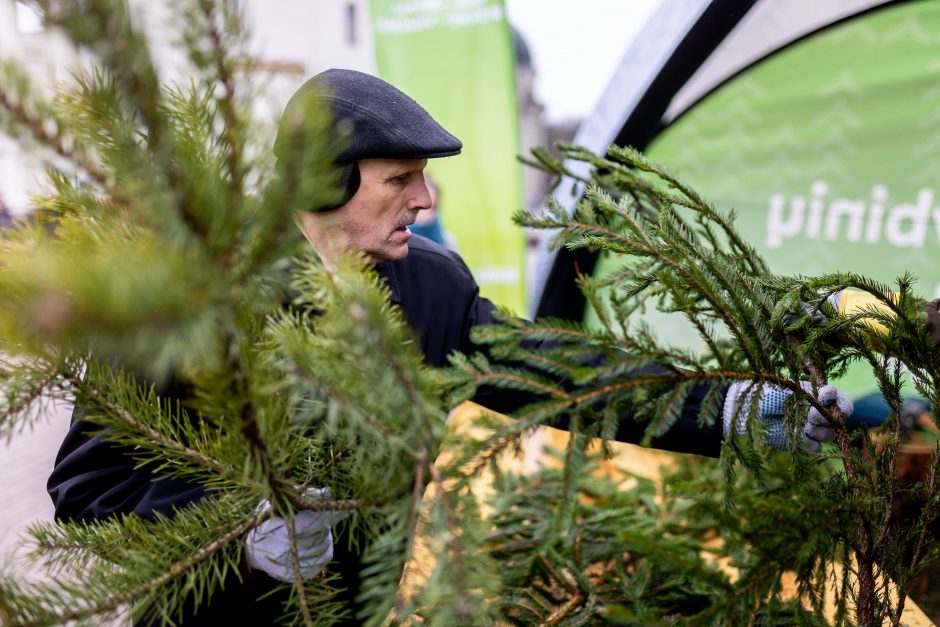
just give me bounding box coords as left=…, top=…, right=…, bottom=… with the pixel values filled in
left=245, top=487, right=340, bottom=582
left=723, top=381, right=852, bottom=453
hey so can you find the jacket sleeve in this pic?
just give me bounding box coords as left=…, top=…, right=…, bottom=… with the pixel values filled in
left=456, top=284, right=725, bottom=458
left=47, top=402, right=296, bottom=624
left=47, top=401, right=207, bottom=523
left=550, top=363, right=725, bottom=458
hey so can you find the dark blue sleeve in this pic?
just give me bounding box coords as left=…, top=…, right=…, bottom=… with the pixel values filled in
left=47, top=402, right=207, bottom=523
left=454, top=277, right=724, bottom=457
left=47, top=404, right=296, bottom=624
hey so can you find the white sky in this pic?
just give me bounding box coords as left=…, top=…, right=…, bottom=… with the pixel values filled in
left=505, top=0, right=665, bottom=123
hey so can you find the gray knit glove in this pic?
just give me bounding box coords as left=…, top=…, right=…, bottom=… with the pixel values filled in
left=723, top=382, right=852, bottom=453
left=245, top=488, right=341, bottom=582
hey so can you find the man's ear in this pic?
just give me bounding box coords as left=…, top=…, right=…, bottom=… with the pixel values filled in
left=315, top=163, right=360, bottom=212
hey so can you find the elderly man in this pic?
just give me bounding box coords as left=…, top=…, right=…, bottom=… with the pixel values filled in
left=48, top=69, right=849, bottom=624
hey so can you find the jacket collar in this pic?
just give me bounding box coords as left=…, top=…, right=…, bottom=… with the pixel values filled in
left=375, top=261, right=402, bottom=304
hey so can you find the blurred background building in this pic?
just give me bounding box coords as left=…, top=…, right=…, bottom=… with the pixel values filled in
left=0, top=0, right=573, bottom=292
left=0, top=0, right=378, bottom=213
left=0, top=0, right=588, bottom=316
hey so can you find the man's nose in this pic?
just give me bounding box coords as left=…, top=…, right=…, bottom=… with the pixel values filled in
left=408, top=181, right=433, bottom=211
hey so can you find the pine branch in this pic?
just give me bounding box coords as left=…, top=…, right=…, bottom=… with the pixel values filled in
left=607, top=144, right=766, bottom=277
left=15, top=510, right=267, bottom=627
left=394, top=451, right=427, bottom=620
left=0, top=366, right=60, bottom=440
left=221, top=327, right=317, bottom=537
left=496, top=140, right=940, bottom=623
left=371, top=302, right=441, bottom=443
left=559, top=413, right=584, bottom=529
left=41, top=1, right=210, bottom=240
left=427, top=461, right=472, bottom=618
left=0, top=65, right=106, bottom=186
left=287, top=362, right=421, bottom=459
left=463, top=368, right=569, bottom=401
left=891, top=445, right=940, bottom=626
left=195, top=0, right=245, bottom=200
left=66, top=373, right=257, bottom=488
left=452, top=399, right=575, bottom=481
left=660, top=221, right=767, bottom=368
left=797, top=346, right=877, bottom=625
left=284, top=513, right=315, bottom=627
left=543, top=591, right=584, bottom=625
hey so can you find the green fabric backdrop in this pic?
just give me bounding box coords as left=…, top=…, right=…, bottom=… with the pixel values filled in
left=369, top=0, right=526, bottom=314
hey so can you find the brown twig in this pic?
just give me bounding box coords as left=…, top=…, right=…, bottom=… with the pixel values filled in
left=288, top=494, right=371, bottom=513
left=790, top=342, right=875, bottom=626
left=876, top=381, right=905, bottom=549
left=284, top=513, right=314, bottom=627
left=536, top=554, right=575, bottom=593
left=542, top=592, right=584, bottom=626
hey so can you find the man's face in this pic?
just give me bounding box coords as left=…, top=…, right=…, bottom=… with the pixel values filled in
left=300, top=158, right=431, bottom=263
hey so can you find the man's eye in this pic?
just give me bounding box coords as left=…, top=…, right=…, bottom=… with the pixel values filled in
left=391, top=175, right=409, bottom=185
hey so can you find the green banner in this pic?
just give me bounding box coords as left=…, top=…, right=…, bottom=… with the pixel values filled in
left=592, top=0, right=940, bottom=396
left=368, top=0, right=526, bottom=314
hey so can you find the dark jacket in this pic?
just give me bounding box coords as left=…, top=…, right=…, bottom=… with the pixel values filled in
left=48, top=235, right=724, bottom=624
left=926, top=299, right=940, bottom=344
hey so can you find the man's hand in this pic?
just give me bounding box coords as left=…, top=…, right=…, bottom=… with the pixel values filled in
left=723, top=382, right=853, bottom=453
left=783, top=291, right=848, bottom=330
left=245, top=488, right=340, bottom=582
left=782, top=299, right=831, bottom=328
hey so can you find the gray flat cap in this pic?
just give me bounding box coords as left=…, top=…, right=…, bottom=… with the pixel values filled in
left=275, top=69, right=462, bottom=210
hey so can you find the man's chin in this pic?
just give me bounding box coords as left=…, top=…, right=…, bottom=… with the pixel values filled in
left=370, top=244, right=410, bottom=263
left=387, top=244, right=410, bottom=261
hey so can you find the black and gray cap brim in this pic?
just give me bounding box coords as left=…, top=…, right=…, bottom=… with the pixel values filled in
left=274, top=68, right=462, bottom=211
